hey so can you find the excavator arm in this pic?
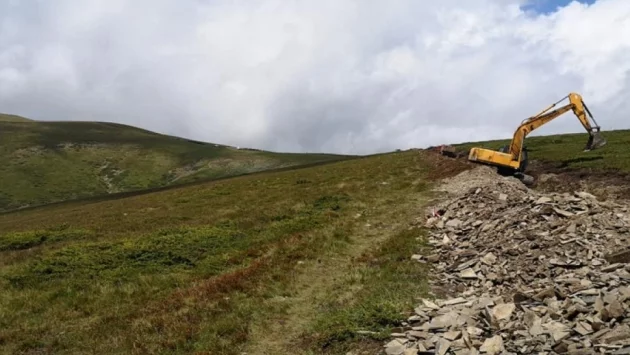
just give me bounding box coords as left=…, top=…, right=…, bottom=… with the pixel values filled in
left=468, top=92, right=606, bottom=173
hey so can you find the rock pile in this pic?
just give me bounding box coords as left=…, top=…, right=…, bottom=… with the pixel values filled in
left=385, top=167, right=630, bottom=355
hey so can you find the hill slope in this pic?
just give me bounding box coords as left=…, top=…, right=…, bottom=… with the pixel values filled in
left=0, top=149, right=470, bottom=355
left=0, top=114, right=33, bottom=122
left=0, top=117, right=350, bottom=211
left=1, top=129, right=630, bottom=354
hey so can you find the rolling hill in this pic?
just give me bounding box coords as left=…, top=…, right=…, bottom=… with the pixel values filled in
left=0, top=115, right=351, bottom=212
left=1, top=128, right=629, bottom=354
left=0, top=149, right=471, bottom=355
left=0, top=114, right=33, bottom=122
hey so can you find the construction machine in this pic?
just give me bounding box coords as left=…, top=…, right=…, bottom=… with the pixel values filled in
left=467, top=92, right=607, bottom=184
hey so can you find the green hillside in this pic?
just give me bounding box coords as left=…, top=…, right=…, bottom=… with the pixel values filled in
left=0, top=149, right=470, bottom=355
left=1, top=127, right=629, bottom=354
left=0, top=116, right=350, bottom=212
left=0, top=114, right=33, bottom=122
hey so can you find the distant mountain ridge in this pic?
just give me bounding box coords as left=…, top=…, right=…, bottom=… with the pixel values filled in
left=0, top=113, right=352, bottom=211
left=0, top=113, right=33, bottom=122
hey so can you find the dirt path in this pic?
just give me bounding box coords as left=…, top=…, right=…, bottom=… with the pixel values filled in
left=242, top=192, right=429, bottom=355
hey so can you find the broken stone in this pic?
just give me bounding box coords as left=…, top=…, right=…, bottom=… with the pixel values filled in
left=435, top=338, right=451, bottom=355
left=545, top=321, right=571, bottom=342
left=606, top=300, right=625, bottom=319
left=603, top=263, right=624, bottom=272
left=386, top=166, right=630, bottom=354
left=575, top=321, right=593, bottom=335
left=407, top=330, right=429, bottom=339
left=481, top=252, right=497, bottom=265
left=605, top=249, right=630, bottom=264
left=428, top=311, right=459, bottom=330
left=554, top=208, right=575, bottom=217
left=601, top=324, right=630, bottom=343
left=491, top=303, right=515, bottom=321
left=466, top=326, right=483, bottom=337
left=479, top=335, right=504, bottom=354
left=442, top=330, right=461, bottom=341
left=446, top=219, right=463, bottom=228
left=460, top=268, right=478, bottom=279
left=421, top=299, right=440, bottom=310
left=385, top=340, right=405, bottom=355
left=443, top=297, right=467, bottom=306
left=594, top=296, right=605, bottom=313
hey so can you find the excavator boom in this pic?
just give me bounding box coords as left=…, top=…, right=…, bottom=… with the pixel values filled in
left=468, top=92, right=606, bottom=178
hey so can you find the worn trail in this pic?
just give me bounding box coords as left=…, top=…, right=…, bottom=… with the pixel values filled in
left=244, top=188, right=431, bottom=354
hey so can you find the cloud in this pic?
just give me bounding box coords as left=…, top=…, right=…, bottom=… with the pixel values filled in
left=0, top=0, right=628, bottom=154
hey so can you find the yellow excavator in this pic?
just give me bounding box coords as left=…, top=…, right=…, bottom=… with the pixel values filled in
left=467, top=92, right=607, bottom=184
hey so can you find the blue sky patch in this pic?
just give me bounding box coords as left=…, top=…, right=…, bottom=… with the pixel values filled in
left=521, top=0, right=596, bottom=14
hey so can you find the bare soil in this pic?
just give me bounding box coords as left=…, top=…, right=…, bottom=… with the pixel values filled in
left=526, top=159, right=630, bottom=201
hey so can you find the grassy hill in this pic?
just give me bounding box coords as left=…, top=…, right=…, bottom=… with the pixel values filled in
left=0, top=115, right=350, bottom=212
left=0, top=114, right=33, bottom=122
left=0, top=149, right=470, bottom=355
left=1, top=125, right=629, bottom=354
left=1, top=121, right=629, bottom=354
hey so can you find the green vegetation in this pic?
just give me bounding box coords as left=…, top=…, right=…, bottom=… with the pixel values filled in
left=0, top=117, right=350, bottom=211
left=306, top=227, right=432, bottom=352
left=3, top=108, right=626, bottom=354
left=0, top=114, right=32, bottom=123
left=0, top=150, right=467, bottom=355
left=455, top=129, right=630, bottom=172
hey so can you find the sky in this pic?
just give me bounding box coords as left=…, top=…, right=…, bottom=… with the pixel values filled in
left=0, top=0, right=628, bottom=155
left=523, top=0, right=596, bottom=13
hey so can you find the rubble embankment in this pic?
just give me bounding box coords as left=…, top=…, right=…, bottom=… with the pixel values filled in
left=384, top=166, right=630, bottom=355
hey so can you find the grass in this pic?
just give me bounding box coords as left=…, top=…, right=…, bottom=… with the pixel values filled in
left=0, top=149, right=469, bottom=355
left=304, top=227, right=433, bottom=353
left=454, top=129, right=630, bottom=172
left=4, top=108, right=626, bottom=354
left=0, top=116, right=350, bottom=212
left=0, top=114, right=32, bottom=123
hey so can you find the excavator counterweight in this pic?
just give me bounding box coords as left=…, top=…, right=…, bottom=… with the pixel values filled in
left=467, top=92, right=607, bottom=183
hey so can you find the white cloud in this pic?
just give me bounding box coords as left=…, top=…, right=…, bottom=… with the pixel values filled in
left=0, top=0, right=628, bottom=154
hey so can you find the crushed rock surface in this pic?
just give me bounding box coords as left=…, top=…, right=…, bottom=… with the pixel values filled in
left=431, top=165, right=526, bottom=197
left=382, top=166, right=630, bottom=355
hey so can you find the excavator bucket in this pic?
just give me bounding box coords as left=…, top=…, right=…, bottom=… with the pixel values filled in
left=584, top=131, right=607, bottom=151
